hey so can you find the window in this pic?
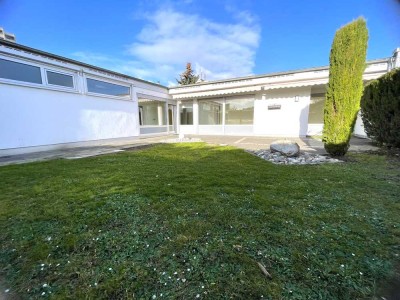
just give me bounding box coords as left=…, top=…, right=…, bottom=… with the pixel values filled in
left=308, top=94, right=325, bottom=124
left=180, top=102, right=193, bottom=125
left=0, top=58, right=42, bottom=84
left=199, top=99, right=223, bottom=125
left=225, top=97, right=254, bottom=125
left=138, top=99, right=166, bottom=126
left=46, top=71, right=74, bottom=88
left=86, top=78, right=130, bottom=97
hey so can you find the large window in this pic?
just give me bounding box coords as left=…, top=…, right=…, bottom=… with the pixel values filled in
left=308, top=94, right=325, bottom=124
left=46, top=71, right=74, bottom=88
left=180, top=102, right=193, bottom=125
left=138, top=99, right=166, bottom=126
left=87, top=78, right=130, bottom=97
left=0, top=58, right=42, bottom=84
left=199, top=99, right=223, bottom=125
left=225, top=97, right=254, bottom=125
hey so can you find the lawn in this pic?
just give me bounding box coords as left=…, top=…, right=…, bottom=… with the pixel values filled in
left=0, top=143, right=399, bottom=299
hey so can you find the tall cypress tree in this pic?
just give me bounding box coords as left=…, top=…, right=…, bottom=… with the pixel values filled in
left=323, top=18, right=368, bottom=156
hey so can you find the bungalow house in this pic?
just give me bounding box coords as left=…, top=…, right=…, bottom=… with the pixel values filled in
left=0, top=38, right=399, bottom=155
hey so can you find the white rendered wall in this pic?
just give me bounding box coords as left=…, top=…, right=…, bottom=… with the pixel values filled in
left=353, top=112, right=368, bottom=138
left=0, top=84, right=139, bottom=150
left=179, top=125, right=195, bottom=134
left=254, top=87, right=311, bottom=137
left=307, top=124, right=323, bottom=136
left=176, top=88, right=311, bottom=137
left=198, top=125, right=224, bottom=135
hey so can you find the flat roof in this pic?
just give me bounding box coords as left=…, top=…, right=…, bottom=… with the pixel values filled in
left=0, top=39, right=390, bottom=91
left=170, top=58, right=389, bottom=90
left=0, top=39, right=168, bottom=89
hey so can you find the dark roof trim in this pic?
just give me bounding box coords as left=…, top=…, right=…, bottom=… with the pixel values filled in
left=0, top=39, right=168, bottom=89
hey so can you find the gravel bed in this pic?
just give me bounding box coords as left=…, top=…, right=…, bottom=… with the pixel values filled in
left=251, top=149, right=343, bottom=165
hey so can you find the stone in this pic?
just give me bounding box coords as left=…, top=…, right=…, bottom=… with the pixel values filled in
left=250, top=149, right=343, bottom=165
left=270, top=140, right=300, bottom=157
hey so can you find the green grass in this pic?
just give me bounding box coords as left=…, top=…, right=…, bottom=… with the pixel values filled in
left=0, top=143, right=399, bottom=299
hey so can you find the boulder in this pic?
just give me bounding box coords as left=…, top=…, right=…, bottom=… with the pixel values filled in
left=270, top=140, right=300, bottom=157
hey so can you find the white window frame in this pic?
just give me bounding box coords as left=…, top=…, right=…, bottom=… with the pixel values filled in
left=0, top=55, right=79, bottom=94
left=0, top=56, right=44, bottom=88
left=44, top=68, right=77, bottom=91
left=84, top=74, right=132, bottom=101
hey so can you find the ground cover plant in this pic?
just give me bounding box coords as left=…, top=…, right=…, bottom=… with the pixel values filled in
left=0, top=143, right=399, bottom=299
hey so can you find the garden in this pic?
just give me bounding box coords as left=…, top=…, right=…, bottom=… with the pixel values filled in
left=0, top=143, right=399, bottom=299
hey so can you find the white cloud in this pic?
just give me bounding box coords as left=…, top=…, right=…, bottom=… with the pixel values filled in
left=72, top=7, right=260, bottom=86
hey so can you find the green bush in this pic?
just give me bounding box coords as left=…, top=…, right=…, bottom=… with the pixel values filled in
left=323, top=18, right=368, bottom=156
left=360, top=68, right=400, bottom=148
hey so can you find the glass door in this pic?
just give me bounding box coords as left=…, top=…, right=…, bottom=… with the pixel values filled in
left=168, top=104, right=176, bottom=132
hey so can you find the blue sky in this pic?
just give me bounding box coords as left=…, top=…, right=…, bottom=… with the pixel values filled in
left=1, top=0, right=399, bottom=86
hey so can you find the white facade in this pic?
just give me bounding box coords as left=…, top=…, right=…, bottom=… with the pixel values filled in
left=170, top=58, right=391, bottom=138
left=0, top=42, right=172, bottom=155
left=0, top=40, right=398, bottom=155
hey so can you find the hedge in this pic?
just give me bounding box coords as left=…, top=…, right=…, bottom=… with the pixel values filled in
left=360, top=68, right=400, bottom=148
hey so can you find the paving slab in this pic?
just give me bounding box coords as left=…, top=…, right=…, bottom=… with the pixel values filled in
left=0, top=134, right=379, bottom=167
left=0, top=135, right=174, bottom=166
left=187, top=135, right=378, bottom=154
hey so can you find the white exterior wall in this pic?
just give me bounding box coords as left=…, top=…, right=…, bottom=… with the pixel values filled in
left=1, top=42, right=396, bottom=154
left=0, top=84, right=139, bottom=150
left=254, top=87, right=311, bottom=137
left=0, top=45, right=170, bottom=154
left=175, top=87, right=310, bottom=137
left=353, top=112, right=368, bottom=138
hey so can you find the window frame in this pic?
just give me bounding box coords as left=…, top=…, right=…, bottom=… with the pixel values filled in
left=198, top=98, right=224, bottom=125
left=180, top=101, right=194, bottom=125
left=0, top=55, right=80, bottom=94
left=0, top=56, right=43, bottom=87
left=44, top=68, right=76, bottom=91
left=224, top=96, right=255, bottom=125
left=85, top=75, right=132, bottom=101
left=137, top=98, right=167, bottom=126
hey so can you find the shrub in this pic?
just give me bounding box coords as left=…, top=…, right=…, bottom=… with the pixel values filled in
left=360, top=68, right=400, bottom=148
left=323, top=18, right=369, bottom=156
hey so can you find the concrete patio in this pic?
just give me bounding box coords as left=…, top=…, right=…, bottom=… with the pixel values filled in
left=0, top=135, right=379, bottom=166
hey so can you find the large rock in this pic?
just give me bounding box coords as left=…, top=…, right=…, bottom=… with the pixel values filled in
left=270, top=140, right=300, bottom=157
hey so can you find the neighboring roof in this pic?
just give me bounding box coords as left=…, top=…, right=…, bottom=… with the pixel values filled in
left=170, top=57, right=389, bottom=90
left=0, top=39, right=168, bottom=89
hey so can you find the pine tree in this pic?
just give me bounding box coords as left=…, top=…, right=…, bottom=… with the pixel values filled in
left=176, top=63, right=199, bottom=85
left=323, top=18, right=368, bottom=156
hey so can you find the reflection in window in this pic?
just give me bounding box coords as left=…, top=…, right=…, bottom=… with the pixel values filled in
left=199, top=99, right=223, bottom=125
left=0, top=58, right=42, bottom=84
left=308, top=94, right=325, bottom=124
left=87, top=78, right=130, bottom=97
left=180, top=102, right=193, bottom=125
left=47, top=71, right=74, bottom=88
left=225, top=97, right=254, bottom=125
left=138, top=99, right=166, bottom=126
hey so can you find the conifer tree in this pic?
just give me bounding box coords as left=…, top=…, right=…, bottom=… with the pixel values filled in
left=177, top=63, right=199, bottom=85
left=323, top=18, right=368, bottom=156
